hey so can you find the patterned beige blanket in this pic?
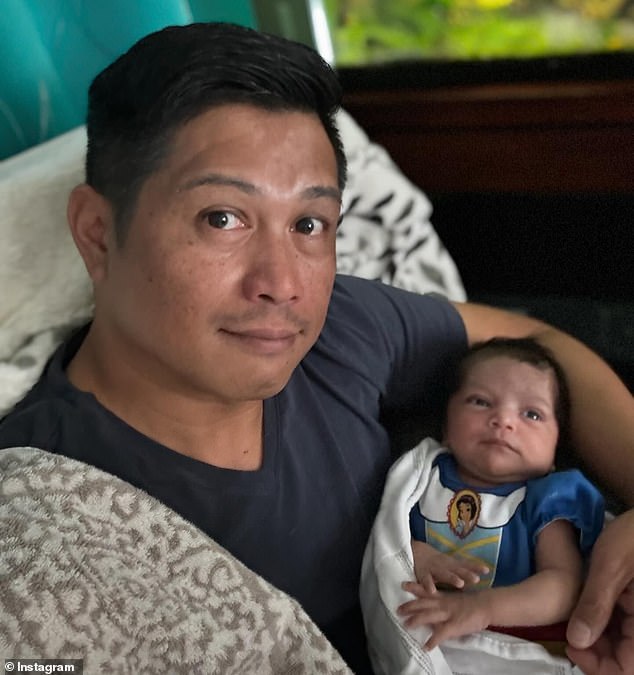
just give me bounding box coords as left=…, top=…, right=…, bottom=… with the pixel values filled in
left=0, top=447, right=351, bottom=674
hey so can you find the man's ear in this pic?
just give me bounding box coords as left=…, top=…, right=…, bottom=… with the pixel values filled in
left=67, top=184, right=116, bottom=283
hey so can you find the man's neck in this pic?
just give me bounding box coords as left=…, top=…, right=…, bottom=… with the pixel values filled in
left=66, top=326, right=265, bottom=471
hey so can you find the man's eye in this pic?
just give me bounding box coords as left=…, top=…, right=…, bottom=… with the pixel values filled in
left=523, top=409, right=542, bottom=421
left=205, top=211, right=243, bottom=230
left=294, top=217, right=325, bottom=235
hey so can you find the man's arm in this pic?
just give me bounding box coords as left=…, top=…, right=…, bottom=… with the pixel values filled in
left=452, top=301, right=634, bottom=505
left=566, top=510, right=634, bottom=673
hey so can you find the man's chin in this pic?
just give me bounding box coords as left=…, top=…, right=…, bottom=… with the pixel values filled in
left=233, top=371, right=295, bottom=402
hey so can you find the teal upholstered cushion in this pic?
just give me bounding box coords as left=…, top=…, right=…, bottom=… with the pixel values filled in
left=0, top=0, right=193, bottom=159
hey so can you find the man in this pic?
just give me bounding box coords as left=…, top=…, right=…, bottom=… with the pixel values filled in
left=0, top=22, right=632, bottom=674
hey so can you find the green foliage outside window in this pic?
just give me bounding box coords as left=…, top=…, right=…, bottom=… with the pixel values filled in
left=323, top=0, right=634, bottom=65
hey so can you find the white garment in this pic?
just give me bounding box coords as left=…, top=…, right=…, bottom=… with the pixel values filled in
left=360, top=437, right=585, bottom=675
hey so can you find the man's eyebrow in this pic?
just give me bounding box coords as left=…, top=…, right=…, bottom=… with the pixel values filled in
left=301, top=185, right=341, bottom=203
left=179, top=173, right=258, bottom=194
left=179, top=173, right=341, bottom=202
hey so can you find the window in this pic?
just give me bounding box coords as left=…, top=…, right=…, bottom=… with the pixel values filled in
left=324, top=0, right=634, bottom=67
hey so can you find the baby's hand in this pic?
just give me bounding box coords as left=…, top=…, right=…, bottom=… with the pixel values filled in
left=412, top=540, right=489, bottom=592
left=398, top=582, right=491, bottom=649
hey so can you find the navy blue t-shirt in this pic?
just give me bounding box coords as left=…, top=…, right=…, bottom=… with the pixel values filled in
left=0, top=274, right=467, bottom=673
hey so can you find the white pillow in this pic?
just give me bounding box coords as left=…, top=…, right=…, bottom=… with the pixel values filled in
left=0, top=126, right=93, bottom=360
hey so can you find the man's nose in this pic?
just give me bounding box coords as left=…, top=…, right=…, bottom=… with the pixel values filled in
left=242, top=228, right=303, bottom=304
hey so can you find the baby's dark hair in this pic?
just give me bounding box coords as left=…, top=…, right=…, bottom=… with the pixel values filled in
left=85, top=22, right=346, bottom=243
left=449, top=337, right=571, bottom=436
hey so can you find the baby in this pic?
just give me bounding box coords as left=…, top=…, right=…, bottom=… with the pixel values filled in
left=398, top=337, right=605, bottom=651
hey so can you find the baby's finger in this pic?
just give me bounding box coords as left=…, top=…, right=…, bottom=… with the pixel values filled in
left=401, top=580, right=430, bottom=598
left=397, top=597, right=437, bottom=616
left=425, top=614, right=473, bottom=650
left=405, top=607, right=450, bottom=629
left=424, top=624, right=450, bottom=650
left=398, top=591, right=448, bottom=618
left=434, top=568, right=467, bottom=589
left=421, top=573, right=437, bottom=595
left=453, top=567, right=482, bottom=586
left=454, top=558, right=489, bottom=577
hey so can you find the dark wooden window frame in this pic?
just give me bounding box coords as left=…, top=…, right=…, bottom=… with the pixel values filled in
left=340, top=56, right=634, bottom=195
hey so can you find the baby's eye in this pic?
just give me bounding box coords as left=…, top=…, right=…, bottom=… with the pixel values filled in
left=205, top=211, right=244, bottom=230
left=466, top=395, right=490, bottom=408
left=523, top=409, right=542, bottom=421
left=293, top=216, right=326, bottom=236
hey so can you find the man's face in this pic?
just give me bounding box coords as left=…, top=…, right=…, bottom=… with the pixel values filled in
left=94, top=104, right=341, bottom=405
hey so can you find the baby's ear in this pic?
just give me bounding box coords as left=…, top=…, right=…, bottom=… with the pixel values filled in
left=440, top=419, right=449, bottom=445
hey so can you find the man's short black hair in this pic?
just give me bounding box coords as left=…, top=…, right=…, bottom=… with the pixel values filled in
left=86, top=22, right=347, bottom=242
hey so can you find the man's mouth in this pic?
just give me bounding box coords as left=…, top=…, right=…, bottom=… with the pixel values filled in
left=219, top=327, right=301, bottom=355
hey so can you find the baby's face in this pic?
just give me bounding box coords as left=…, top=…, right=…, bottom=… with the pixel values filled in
left=443, top=356, right=559, bottom=487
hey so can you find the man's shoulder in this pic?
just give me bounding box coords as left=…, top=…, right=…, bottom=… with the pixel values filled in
left=327, top=274, right=460, bottom=333
left=0, top=342, right=73, bottom=451
left=0, top=392, right=63, bottom=451
left=331, top=273, right=455, bottom=305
